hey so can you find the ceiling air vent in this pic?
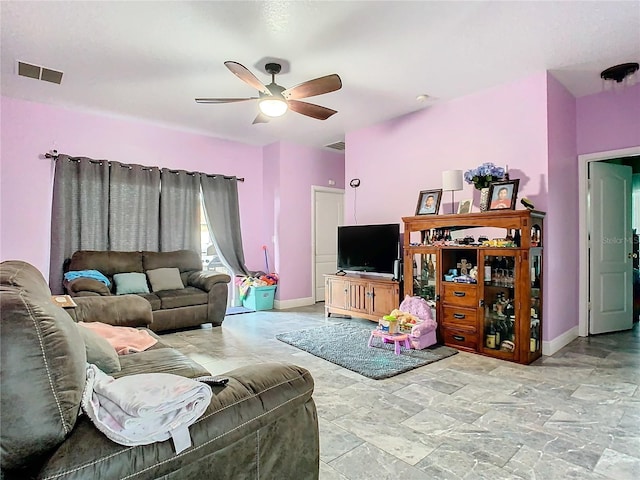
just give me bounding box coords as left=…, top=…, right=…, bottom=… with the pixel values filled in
left=17, top=61, right=63, bottom=85
left=325, top=141, right=345, bottom=151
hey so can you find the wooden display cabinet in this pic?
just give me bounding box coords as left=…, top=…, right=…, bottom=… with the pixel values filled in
left=402, top=210, right=545, bottom=364
left=324, top=274, right=400, bottom=322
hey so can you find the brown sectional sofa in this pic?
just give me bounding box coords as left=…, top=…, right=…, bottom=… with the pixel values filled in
left=65, top=249, right=231, bottom=332
left=0, top=260, right=320, bottom=479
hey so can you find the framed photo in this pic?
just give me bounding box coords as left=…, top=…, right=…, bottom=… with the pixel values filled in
left=487, top=179, right=519, bottom=211
left=415, top=189, right=442, bottom=215
left=457, top=199, right=472, bottom=214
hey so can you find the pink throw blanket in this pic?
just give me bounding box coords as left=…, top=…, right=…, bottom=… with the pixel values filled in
left=79, top=322, right=158, bottom=355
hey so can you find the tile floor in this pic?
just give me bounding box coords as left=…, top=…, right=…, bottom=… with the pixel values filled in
left=161, top=304, right=640, bottom=480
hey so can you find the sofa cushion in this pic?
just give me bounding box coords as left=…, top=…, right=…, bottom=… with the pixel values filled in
left=155, top=287, right=209, bottom=310
left=0, top=261, right=86, bottom=472
left=113, top=272, right=150, bottom=295
left=116, top=348, right=210, bottom=378
left=72, top=295, right=153, bottom=327
left=76, top=324, right=121, bottom=374
left=68, top=251, right=144, bottom=291
left=143, top=250, right=202, bottom=272
left=146, top=267, right=185, bottom=292
left=138, top=292, right=162, bottom=311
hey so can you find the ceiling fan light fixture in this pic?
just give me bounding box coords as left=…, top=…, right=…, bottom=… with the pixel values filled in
left=600, top=62, right=639, bottom=90
left=259, top=97, right=288, bottom=117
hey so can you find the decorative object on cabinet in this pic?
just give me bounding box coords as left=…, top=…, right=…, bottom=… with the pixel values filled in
left=442, top=170, right=463, bottom=214
left=479, top=188, right=491, bottom=211
left=520, top=197, right=535, bottom=210
left=463, top=163, right=507, bottom=212
left=487, top=179, right=519, bottom=210
left=402, top=209, right=545, bottom=365
left=463, top=162, right=506, bottom=190
left=415, top=189, right=442, bottom=215
left=457, top=199, right=472, bottom=214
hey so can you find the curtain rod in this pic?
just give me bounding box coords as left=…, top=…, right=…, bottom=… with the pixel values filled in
left=43, top=151, right=244, bottom=182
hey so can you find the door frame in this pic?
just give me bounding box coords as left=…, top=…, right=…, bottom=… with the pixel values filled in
left=578, top=146, right=640, bottom=337
left=311, top=186, right=345, bottom=303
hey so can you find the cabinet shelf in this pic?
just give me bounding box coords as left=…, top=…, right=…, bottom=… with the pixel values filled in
left=402, top=210, right=545, bottom=365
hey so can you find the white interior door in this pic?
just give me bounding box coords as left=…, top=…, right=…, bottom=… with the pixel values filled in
left=589, top=162, right=633, bottom=334
left=313, top=188, right=344, bottom=302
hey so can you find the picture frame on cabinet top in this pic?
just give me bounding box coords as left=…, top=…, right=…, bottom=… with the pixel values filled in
left=416, top=189, right=442, bottom=215
left=457, top=199, right=472, bottom=214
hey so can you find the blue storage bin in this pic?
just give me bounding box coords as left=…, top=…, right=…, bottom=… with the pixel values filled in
left=242, top=285, right=277, bottom=311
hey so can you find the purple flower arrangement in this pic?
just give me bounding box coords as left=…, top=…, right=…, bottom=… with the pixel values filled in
left=463, top=163, right=506, bottom=190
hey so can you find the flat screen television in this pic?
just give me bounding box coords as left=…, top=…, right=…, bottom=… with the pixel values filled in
left=337, top=223, right=400, bottom=275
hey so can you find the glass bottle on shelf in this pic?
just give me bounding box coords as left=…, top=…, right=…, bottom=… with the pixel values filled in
left=530, top=323, right=539, bottom=352
left=427, top=255, right=435, bottom=280
left=485, top=320, right=497, bottom=349
left=514, top=229, right=521, bottom=247
left=421, top=259, right=429, bottom=283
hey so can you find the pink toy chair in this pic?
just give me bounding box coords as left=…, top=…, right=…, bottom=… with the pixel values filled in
left=398, top=295, right=438, bottom=349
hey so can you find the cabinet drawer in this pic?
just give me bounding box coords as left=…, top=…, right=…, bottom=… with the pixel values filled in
left=442, top=306, right=476, bottom=331
left=442, top=283, right=477, bottom=308
left=443, top=328, right=478, bottom=351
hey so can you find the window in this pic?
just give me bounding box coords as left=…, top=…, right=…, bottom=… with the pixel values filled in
left=199, top=199, right=230, bottom=276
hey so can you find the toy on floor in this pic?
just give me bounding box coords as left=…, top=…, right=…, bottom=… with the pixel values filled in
left=392, top=295, right=438, bottom=349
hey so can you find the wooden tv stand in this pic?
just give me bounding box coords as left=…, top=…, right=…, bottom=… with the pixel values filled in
left=324, top=273, right=400, bottom=322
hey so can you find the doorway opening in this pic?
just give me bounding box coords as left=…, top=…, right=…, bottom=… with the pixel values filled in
left=578, top=147, right=640, bottom=337
left=311, top=187, right=345, bottom=304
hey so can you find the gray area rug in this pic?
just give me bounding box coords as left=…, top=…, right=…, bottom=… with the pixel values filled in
left=276, top=323, right=458, bottom=379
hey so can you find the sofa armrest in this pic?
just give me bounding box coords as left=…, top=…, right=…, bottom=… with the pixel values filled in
left=68, top=295, right=153, bottom=327
left=187, top=271, right=231, bottom=291
left=65, top=277, right=111, bottom=296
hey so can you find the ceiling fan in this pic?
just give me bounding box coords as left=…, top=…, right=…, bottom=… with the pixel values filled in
left=195, top=61, right=342, bottom=124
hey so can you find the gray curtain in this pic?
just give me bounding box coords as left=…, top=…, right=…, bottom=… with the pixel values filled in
left=49, top=155, right=110, bottom=293
left=108, top=162, right=161, bottom=251
left=200, top=175, right=252, bottom=276
left=49, top=157, right=202, bottom=294
left=160, top=169, right=201, bottom=252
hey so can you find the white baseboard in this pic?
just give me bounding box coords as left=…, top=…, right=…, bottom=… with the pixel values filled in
left=274, top=296, right=315, bottom=310
left=542, top=326, right=579, bottom=356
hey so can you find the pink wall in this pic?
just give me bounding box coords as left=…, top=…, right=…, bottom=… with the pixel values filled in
left=546, top=73, right=578, bottom=340
left=0, top=96, right=345, bottom=303
left=345, top=73, right=550, bottom=228
left=276, top=143, right=345, bottom=301
left=261, top=142, right=280, bottom=281
left=576, top=83, right=640, bottom=155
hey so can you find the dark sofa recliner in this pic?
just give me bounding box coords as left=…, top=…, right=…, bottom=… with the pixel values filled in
left=0, top=260, right=320, bottom=480
left=64, top=249, right=231, bottom=332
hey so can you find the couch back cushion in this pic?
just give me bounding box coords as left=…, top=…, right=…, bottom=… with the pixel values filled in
left=68, top=250, right=144, bottom=275
left=0, top=261, right=87, bottom=471
left=68, top=251, right=144, bottom=291
left=143, top=250, right=202, bottom=285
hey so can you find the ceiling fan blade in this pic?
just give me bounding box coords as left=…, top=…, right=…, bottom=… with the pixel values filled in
left=224, top=61, right=270, bottom=94
left=252, top=113, right=271, bottom=124
left=195, top=97, right=258, bottom=104
left=287, top=100, right=337, bottom=120
left=282, top=74, right=342, bottom=100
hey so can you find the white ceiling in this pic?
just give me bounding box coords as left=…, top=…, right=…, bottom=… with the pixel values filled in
left=2, top=1, right=639, bottom=150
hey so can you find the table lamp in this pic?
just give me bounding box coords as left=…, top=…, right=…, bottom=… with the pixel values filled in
left=442, top=169, right=463, bottom=214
